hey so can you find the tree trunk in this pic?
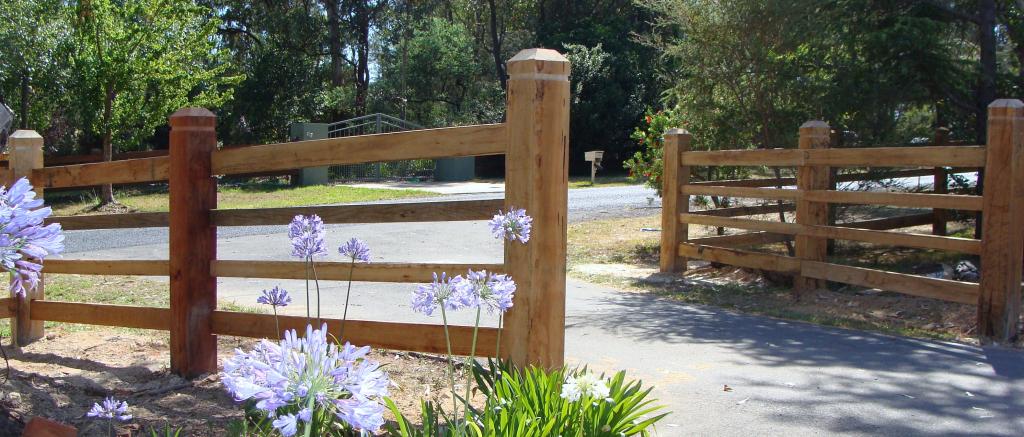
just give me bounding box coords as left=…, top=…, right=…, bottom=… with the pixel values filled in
left=100, top=83, right=116, bottom=205
left=325, top=0, right=344, bottom=88
left=353, top=1, right=371, bottom=117
left=19, top=70, right=29, bottom=129
left=487, top=0, right=507, bottom=90
left=975, top=0, right=997, bottom=239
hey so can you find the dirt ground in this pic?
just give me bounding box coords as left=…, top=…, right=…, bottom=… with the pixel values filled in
left=0, top=326, right=472, bottom=436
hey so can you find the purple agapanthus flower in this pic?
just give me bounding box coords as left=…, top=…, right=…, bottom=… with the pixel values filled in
left=489, top=207, right=532, bottom=244
left=288, top=214, right=327, bottom=259
left=87, top=396, right=132, bottom=422
left=272, top=413, right=298, bottom=436
left=220, top=324, right=389, bottom=434
left=257, top=286, right=292, bottom=307
left=460, top=270, right=516, bottom=314
left=0, top=177, right=64, bottom=297
left=338, top=238, right=371, bottom=263
left=411, top=272, right=468, bottom=316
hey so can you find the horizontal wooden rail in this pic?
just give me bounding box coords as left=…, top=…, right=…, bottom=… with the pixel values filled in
left=211, top=311, right=497, bottom=356
left=45, top=259, right=169, bottom=276
left=212, top=199, right=503, bottom=226
left=46, top=212, right=170, bottom=230
left=212, top=260, right=504, bottom=283
left=689, top=168, right=979, bottom=188
left=211, top=124, right=507, bottom=176
left=681, top=185, right=802, bottom=200
left=45, top=150, right=168, bottom=167
left=692, top=203, right=796, bottom=217
left=801, top=261, right=978, bottom=304
left=680, top=149, right=803, bottom=166
left=803, top=146, right=986, bottom=167
left=682, top=185, right=982, bottom=211
left=30, top=301, right=171, bottom=330
left=678, top=242, right=801, bottom=273
left=680, top=213, right=801, bottom=234
left=685, top=213, right=946, bottom=249
left=805, top=225, right=980, bottom=254
left=681, top=213, right=981, bottom=254
left=32, top=156, right=170, bottom=189
left=838, top=213, right=936, bottom=230
left=677, top=247, right=978, bottom=304
left=803, top=190, right=983, bottom=211
left=689, top=232, right=791, bottom=247
left=680, top=146, right=986, bottom=168
left=0, top=298, right=14, bottom=318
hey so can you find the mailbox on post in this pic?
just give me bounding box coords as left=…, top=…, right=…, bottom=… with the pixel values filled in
left=584, top=150, right=604, bottom=184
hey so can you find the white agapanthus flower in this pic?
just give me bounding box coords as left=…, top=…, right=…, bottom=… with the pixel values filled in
left=560, top=372, right=610, bottom=402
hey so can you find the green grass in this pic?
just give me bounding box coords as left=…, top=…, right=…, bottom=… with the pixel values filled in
left=47, top=181, right=438, bottom=216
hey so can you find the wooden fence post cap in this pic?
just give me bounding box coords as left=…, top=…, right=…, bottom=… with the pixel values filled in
left=169, top=107, right=216, bottom=128
left=10, top=130, right=42, bottom=141
left=988, top=99, right=1023, bottom=109
left=988, top=99, right=1024, bottom=119
left=664, top=128, right=690, bottom=136
left=800, top=120, right=830, bottom=130
left=507, top=48, right=570, bottom=78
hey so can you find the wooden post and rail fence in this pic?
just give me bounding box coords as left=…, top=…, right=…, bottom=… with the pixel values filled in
left=660, top=99, right=1023, bottom=343
left=0, top=48, right=570, bottom=377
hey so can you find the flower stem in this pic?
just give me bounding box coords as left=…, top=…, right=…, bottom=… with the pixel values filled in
left=440, top=306, right=459, bottom=435
left=272, top=306, right=280, bottom=339
left=339, top=261, right=355, bottom=341
left=495, top=314, right=503, bottom=359
left=311, top=258, right=322, bottom=325
left=304, top=260, right=311, bottom=324
left=463, top=307, right=481, bottom=427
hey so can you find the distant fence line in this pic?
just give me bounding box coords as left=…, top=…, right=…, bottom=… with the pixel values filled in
left=660, top=99, right=1024, bottom=343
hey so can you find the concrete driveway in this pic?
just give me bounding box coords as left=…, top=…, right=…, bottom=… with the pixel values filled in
left=57, top=186, right=1024, bottom=436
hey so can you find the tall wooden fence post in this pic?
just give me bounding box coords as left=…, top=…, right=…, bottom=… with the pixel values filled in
left=8, top=130, right=45, bottom=346
left=794, top=120, right=831, bottom=294
left=660, top=129, right=691, bottom=273
left=977, top=99, right=1024, bottom=343
left=932, top=127, right=950, bottom=236
left=503, top=48, right=570, bottom=368
left=169, top=108, right=218, bottom=376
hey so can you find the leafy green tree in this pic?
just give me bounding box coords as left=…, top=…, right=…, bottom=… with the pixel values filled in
left=69, top=0, right=241, bottom=204
left=0, top=0, right=68, bottom=137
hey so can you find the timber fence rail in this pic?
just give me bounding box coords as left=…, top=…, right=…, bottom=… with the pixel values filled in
left=661, top=99, right=1023, bottom=343
left=3, top=48, right=570, bottom=377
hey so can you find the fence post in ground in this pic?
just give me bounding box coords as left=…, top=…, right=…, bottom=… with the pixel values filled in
left=977, top=99, right=1024, bottom=343
left=168, top=108, right=218, bottom=377
left=932, top=127, right=950, bottom=236
left=503, top=48, right=570, bottom=368
left=794, top=120, right=831, bottom=294
left=8, top=130, right=45, bottom=346
left=660, top=129, right=691, bottom=273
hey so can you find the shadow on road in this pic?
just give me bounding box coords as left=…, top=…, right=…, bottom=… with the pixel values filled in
left=567, top=287, right=1024, bottom=436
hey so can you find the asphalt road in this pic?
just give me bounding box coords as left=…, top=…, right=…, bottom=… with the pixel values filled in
left=57, top=184, right=1024, bottom=436
left=63, top=185, right=659, bottom=254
